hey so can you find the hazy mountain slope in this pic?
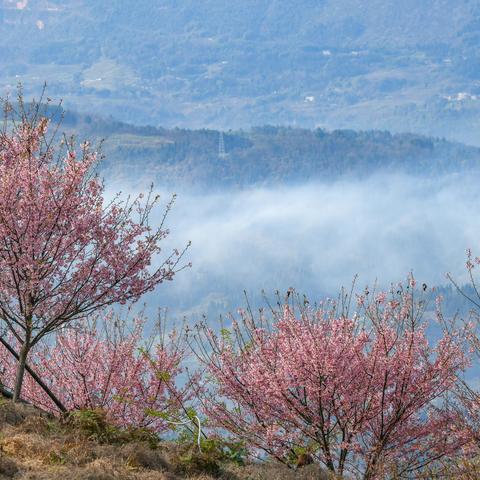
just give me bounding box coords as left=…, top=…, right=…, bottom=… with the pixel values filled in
left=1, top=1, right=480, bottom=143
left=55, top=111, right=480, bottom=188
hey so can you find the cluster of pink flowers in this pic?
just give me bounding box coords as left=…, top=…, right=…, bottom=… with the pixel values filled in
left=0, top=313, right=189, bottom=432
left=0, top=101, right=189, bottom=402
left=0, top=118, right=177, bottom=321
left=196, top=285, right=467, bottom=478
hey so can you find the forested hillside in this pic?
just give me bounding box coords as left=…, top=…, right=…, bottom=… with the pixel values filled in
left=2, top=0, right=480, bottom=142
left=57, top=110, right=480, bottom=187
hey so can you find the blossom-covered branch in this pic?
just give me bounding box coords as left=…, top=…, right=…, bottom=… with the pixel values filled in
left=0, top=93, right=189, bottom=401
left=191, top=279, right=466, bottom=478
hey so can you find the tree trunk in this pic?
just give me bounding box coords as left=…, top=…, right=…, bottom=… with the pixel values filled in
left=0, top=336, right=67, bottom=412
left=363, top=453, right=381, bottom=480
left=13, top=342, right=29, bottom=403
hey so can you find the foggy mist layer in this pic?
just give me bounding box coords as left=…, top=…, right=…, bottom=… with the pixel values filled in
left=113, top=172, right=480, bottom=317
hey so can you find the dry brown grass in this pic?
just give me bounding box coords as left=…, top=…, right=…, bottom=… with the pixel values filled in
left=0, top=398, right=334, bottom=480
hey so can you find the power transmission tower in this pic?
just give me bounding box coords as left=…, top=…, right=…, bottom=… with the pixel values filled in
left=218, top=131, right=227, bottom=159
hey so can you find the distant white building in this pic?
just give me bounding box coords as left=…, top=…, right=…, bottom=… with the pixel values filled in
left=444, top=92, right=478, bottom=102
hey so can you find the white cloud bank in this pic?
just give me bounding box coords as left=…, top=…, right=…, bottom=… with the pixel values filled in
left=108, top=172, right=480, bottom=315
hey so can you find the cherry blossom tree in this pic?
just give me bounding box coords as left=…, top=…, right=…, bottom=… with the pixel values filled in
left=0, top=311, right=192, bottom=431
left=191, top=279, right=466, bottom=479
left=444, top=249, right=480, bottom=461
left=0, top=94, right=189, bottom=402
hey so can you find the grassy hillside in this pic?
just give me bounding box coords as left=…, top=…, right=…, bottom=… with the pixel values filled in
left=0, top=399, right=328, bottom=480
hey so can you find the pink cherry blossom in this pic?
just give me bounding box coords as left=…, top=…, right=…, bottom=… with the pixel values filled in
left=0, top=311, right=191, bottom=432
left=0, top=97, right=189, bottom=402
left=193, top=282, right=466, bottom=479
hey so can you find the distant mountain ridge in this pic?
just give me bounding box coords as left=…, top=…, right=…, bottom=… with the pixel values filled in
left=54, top=110, right=480, bottom=188
left=2, top=0, right=480, bottom=143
